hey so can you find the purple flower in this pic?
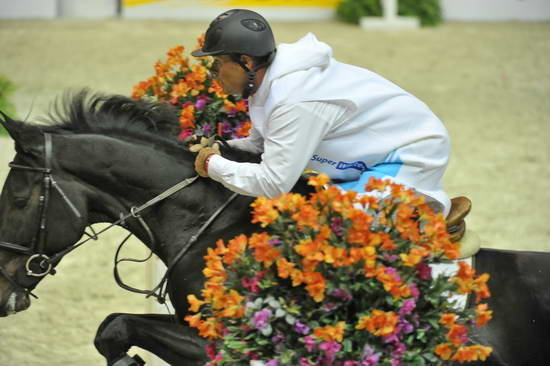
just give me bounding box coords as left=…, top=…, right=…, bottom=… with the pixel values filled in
left=331, top=288, right=352, bottom=302
left=323, top=303, right=338, bottom=312
left=344, top=362, right=359, bottom=366
left=195, top=98, right=207, bottom=110
left=400, top=319, right=414, bottom=334
left=300, top=358, right=312, bottom=366
left=304, top=336, right=317, bottom=352
left=385, top=267, right=401, bottom=281
left=361, top=347, right=380, bottom=366
left=266, top=360, right=278, bottom=366
left=294, top=320, right=311, bottom=335
left=319, top=341, right=341, bottom=364
left=399, top=299, right=416, bottom=316
left=415, top=262, right=432, bottom=280
left=390, top=360, right=400, bottom=366
left=383, top=253, right=399, bottom=262
left=409, top=283, right=420, bottom=301
left=221, top=121, right=232, bottom=134
left=383, top=330, right=400, bottom=344
left=330, top=217, right=344, bottom=236
left=252, top=308, right=272, bottom=330
left=271, top=332, right=284, bottom=343
left=391, top=342, right=406, bottom=359
left=268, top=238, right=282, bottom=246
left=178, top=129, right=193, bottom=141
left=202, top=123, right=212, bottom=136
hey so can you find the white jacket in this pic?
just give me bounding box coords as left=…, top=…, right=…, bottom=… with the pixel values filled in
left=209, top=33, right=451, bottom=216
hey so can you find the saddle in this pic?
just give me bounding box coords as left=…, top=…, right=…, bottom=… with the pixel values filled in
left=446, top=196, right=481, bottom=259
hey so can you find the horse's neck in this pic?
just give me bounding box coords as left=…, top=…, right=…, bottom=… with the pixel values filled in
left=55, top=133, right=242, bottom=257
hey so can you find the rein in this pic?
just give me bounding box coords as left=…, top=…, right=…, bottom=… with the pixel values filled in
left=0, top=132, right=238, bottom=305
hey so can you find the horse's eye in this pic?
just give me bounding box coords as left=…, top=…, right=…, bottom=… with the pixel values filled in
left=13, top=197, right=28, bottom=208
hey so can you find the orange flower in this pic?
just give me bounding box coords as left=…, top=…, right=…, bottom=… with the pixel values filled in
left=290, top=269, right=304, bottom=286
left=208, top=79, right=227, bottom=98
left=179, top=104, right=196, bottom=129
left=473, top=273, right=491, bottom=302
left=235, top=121, right=252, bottom=137
left=307, top=173, right=330, bottom=189
left=372, top=265, right=410, bottom=300
left=131, top=80, right=151, bottom=99
left=313, top=321, right=345, bottom=342
left=475, top=303, right=492, bottom=328
left=291, top=204, right=320, bottom=231
left=197, top=316, right=223, bottom=339
left=234, top=99, right=248, bottom=112
left=322, top=244, right=345, bottom=265
left=276, top=258, right=295, bottom=279
left=203, top=248, right=226, bottom=280
left=365, top=177, right=391, bottom=193
left=447, top=324, right=469, bottom=346
left=223, top=234, right=247, bottom=265
left=187, top=294, right=205, bottom=312
left=170, top=80, right=191, bottom=102
left=154, top=60, right=171, bottom=78
left=184, top=312, right=202, bottom=328
left=251, top=196, right=279, bottom=227
left=356, top=310, right=399, bottom=337
left=294, top=238, right=325, bottom=269
left=248, top=232, right=281, bottom=267
left=194, top=33, right=205, bottom=52
left=399, top=247, right=429, bottom=267
left=439, top=313, right=457, bottom=328
left=362, top=246, right=377, bottom=272
left=303, top=271, right=326, bottom=302
left=220, top=289, right=244, bottom=318
left=451, top=345, right=492, bottom=362
left=273, top=193, right=307, bottom=213
left=186, top=313, right=223, bottom=339
left=451, top=262, right=491, bottom=303
left=434, top=343, right=453, bottom=360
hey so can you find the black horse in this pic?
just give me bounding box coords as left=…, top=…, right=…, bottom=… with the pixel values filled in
left=0, top=91, right=549, bottom=366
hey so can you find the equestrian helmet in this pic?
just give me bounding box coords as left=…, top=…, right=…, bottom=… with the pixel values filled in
left=192, top=9, right=276, bottom=58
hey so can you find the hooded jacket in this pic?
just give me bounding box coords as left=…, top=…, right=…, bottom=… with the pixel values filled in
left=209, top=33, right=451, bottom=215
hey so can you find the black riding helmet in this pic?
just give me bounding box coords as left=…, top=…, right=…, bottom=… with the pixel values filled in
left=192, top=9, right=276, bottom=58
left=192, top=9, right=277, bottom=98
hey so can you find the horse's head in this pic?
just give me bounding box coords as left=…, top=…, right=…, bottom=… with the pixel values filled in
left=0, top=112, right=90, bottom=316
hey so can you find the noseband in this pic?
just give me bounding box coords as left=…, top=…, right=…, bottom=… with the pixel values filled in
left=0, top=133, right=78, bottom=298
left=0, top=132, right=238, bottom=304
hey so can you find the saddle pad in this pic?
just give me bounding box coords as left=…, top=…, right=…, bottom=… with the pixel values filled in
left=429, top=257, right=473, bottom=311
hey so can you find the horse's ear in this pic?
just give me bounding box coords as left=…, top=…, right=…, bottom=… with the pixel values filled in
left=0, top=110, right=21, bottom=142
left=0, top=111, right=42, bottom=152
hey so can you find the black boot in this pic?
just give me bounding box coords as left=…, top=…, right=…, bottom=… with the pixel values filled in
left=112, top=354, right=146, bottom=366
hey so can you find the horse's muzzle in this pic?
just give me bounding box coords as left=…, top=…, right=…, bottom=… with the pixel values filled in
left=0, top=290, right=30, bottom=317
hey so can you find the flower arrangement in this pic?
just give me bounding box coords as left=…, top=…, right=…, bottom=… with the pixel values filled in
left=131, top=36, right=251, bottom=141
left=185, top=175, right=493, bottom=365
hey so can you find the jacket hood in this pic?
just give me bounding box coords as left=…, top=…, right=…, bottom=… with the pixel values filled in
left=268, top=33, right=333, bottom=80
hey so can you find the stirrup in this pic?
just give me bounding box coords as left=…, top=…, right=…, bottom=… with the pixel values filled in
left=447, top=196, right=472, bottom=242
left=112, top=354, right=146, bottom=366
left=445, top=196, right=481, bottom=259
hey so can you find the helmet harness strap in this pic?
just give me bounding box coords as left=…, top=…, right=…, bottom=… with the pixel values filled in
left=230, top=51, right=275, bottom=99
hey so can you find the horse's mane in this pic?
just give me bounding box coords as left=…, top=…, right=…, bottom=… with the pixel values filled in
left=41, top=89, right=182, bottom=145
left=39, top=88, right=259, bottom=163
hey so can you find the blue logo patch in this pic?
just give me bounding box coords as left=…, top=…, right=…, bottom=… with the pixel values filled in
left=336, top=150, right=404, bottom=193
left=336, top=160, right=368, bottom=172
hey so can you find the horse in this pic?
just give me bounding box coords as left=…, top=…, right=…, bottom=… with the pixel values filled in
left=0, top=91, right=549, bottom=366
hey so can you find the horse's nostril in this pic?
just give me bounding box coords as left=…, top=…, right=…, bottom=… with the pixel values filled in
left=16, top=291, right=31, bottom=312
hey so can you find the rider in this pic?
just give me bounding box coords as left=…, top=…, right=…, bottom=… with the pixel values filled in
left=191, top=9, right=451, bottom=216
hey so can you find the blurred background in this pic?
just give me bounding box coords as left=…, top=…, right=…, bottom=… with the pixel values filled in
left=0, top=0, right=549, bottom=365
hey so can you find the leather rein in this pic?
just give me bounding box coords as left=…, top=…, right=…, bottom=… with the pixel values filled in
left=0, top=132, right=238, bottom=304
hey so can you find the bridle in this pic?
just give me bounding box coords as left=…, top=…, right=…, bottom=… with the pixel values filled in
left=0, top=132, right=238, bottom=304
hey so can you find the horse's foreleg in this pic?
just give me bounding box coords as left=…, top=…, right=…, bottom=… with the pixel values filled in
left=94, top=313, right=207, bottom=366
